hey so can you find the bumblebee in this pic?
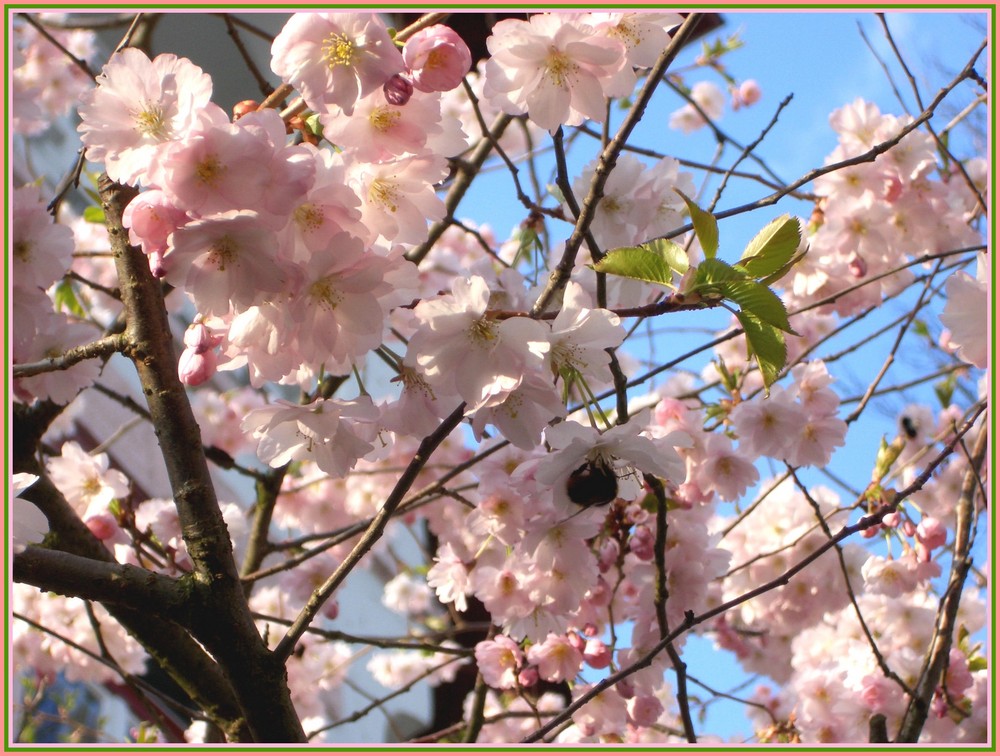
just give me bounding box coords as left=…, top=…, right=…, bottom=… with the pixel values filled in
left=565, top=458, right=620, bottom=508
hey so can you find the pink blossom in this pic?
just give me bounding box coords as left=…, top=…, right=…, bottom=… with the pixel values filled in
left=940, top=254, right=988, bottom=369
left=627, top=694, right=664, bottom=727
left=403, top=25, right=472, bottom=93
left=321, top=89, right=466, bottom=162
left=945, top=648, right=974, bottom=697
left=241, top=396, right=379, bottom=477
left=526, top=633, right=584, bottom=683
left=46, top=441, right=130, bottom=519
left=349, top=154, right=449, bottom=244
left=12, top=473, right=46, bottom=553
left=12, top=184, right=74, bottom=293
left=13, top=17, right=96, bottom=135
left=693, top=432, right=759, bottom=501
left=382, top=573, right=432, bottom=615
left=783, top=414, right=848, bottom=468
left=406, top=276, right=550, bottom=411
left=474, top=635, right=524, bottom=689
left=123, top=189, right=190, bottom=265
left=484, top=14, right=628, bottom=132
left=729, top=387, right=807, bottom=460
left=289, top=235, right=416, bottom=372
left=536, top=413, right=690, bottom=510
left=669, top=81, right=726, bottom=133
left=77, top=47, right=219, bottom=186
left=270, top=12, right=404, bottom=116
left=164, top=211, right=287, bottom=317
left=427, top=542, right=471, bottom=612
left=916, top=516, right=947, bottom=552
left=14, top=316, right=103, bottom=404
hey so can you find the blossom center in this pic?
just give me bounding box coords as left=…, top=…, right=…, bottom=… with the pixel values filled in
left=13, top=240, right=32, bottom=262
left=369, top=106, right=401, bottom=133
left=208, top=235, right=238, bottom=271
left=81, top=476, right=103, bottom=498
left=368, top=178, right=399, bottom=212
left=309, top=278, right=343, bottom=311
left=134, top=103, right=169, bottom=139
left=294, top=203, right=324, bottom=232
left=195, top=155, right=225, bottom=187
left=467, top=318, right=498, bottom=345
left=545, top=49, right=577, bottom=86
left=322, top=33, right=357, bottom=69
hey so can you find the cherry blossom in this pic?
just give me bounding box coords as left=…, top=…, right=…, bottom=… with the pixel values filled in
left=78, top=48, right=218, bottom=186
left=940, top=252, right=989, bottom=369
left=270, top=12, right=404, bottom=116
left=484, top=14, right=629, bottom=131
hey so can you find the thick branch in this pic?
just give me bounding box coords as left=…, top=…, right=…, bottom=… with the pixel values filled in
left=99, top=175, right=305, bottom=743
left=14, top=546, right=186, bottom=614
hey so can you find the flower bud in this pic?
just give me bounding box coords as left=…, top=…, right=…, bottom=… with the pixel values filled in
left=178, top=345, right=217, bottom=386
left=518, top=665, right=539, bottom=688
left=403, top=25, right=472, bottom=93
left=383, top=73, right=414, bottom=106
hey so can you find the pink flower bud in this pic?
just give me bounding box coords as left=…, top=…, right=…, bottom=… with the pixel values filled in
left=148, top=249, right=168, bottom=278
left=848, top=254, right=868, bottom=278
left=901, top=520, right=917, bottom=537
left=583, top=637, right=612, bottom=669
left=916, top=516, right=947, bottom=551
left=598, top=539, right=619, bottom=571
left=518, top=665, right=539, bottom=688
left=402, top=25, right=472, bottom=93
left=739, top=79, right=762, bottom=106
left=567, top=632, right=585, bottom=652
left=881, top=511, right=901, bottom=528
left=184, top=321, right=222, bottom=353
left=86, top=513, right=118, bottom=541
left=383, top=73, right=414, bottom=106
left=323, top=600, right=340, bottom=621
left=178, top=345, right=217, bottom=387
left=629, top=525, right=655, bottom=561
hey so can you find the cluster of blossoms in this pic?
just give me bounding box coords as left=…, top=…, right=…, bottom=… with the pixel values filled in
left=785, top=98, right=987, bottom=318
left=11, top=8, right=987, bottom=746
left=11, top=15, right=96, bottom=137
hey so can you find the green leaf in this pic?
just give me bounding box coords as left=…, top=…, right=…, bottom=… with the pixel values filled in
left=690, top=257, right=746, bottom=287
left=594, top=239, right=690, bottom=287
left=304, top=113, right=324, bottom=138
left=720, top=279, right=797, bottom=334
left=735, top=310, right=786, bottom=392
left=736, top=214, right=801, bottom=280
left=675, top=189, right=719, bottom=259
left=934, top=375, right=956, bottom=408
left=52, top=279, right=84, bottom=317
left=643, top=237, right=690, bottom=275
left=83, top=205, right=105, bottom=223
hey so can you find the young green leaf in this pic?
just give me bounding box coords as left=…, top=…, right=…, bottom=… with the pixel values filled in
left=594, top=239, right=689, bottom=288
left=675, top=189, right=719, bottom=259
left=718, top=279, right=797, bottom=334
left=735, top=310, right=787, bottom=393
left=737, top=214, right=801, bottom=279
left=83, top=206, right=105, bottom=224
left=53, top=279, right=84, bottom=318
